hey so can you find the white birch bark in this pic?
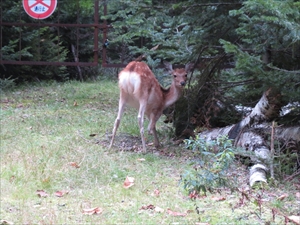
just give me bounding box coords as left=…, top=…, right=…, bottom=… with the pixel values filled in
left=196, top=88, right=293, bottom=187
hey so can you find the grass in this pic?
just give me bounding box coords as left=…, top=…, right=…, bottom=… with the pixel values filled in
left=1, top=80, right=299, bottom=224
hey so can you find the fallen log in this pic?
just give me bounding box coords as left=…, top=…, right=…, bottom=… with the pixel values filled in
left=197, top=88, right=299, bottom=186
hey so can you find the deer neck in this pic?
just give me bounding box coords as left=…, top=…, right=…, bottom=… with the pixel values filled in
left=162, top=82, right=183, bottom=109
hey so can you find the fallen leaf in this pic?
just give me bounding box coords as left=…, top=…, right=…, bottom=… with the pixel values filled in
left=137, top=158, right=145, bottom=162
left=154, top=189, right=160, bottom=197
left=36, top=190, right=48, bottom=198
left=211, top=196, right=226, bottom=202
left=69, top=162, right=80, bottom=168
left=277, top=193, right=288, bottom=201
left=140, top=205, right=164, bottom=213
left=295, top=192, right=300, bottom=199
left=9, top=176, right=15, bottom=183
left=167, top=208, right=187, bottom=217
left=288, top=216, right=300, bottom=224
left=123, top=176, right=134, bottom=189
left=140, top=204, right=155, bottom=210
left=54, top=190, right=69, bottom=197
left=73, top=101, right=78, bottom=106
left=82, top=207, right=103, bottom=215
left=154, top=206, right=164, bottom=213
left=89, top=134, right=97, bottom=137
left=189, top=191, right=206, bottom=200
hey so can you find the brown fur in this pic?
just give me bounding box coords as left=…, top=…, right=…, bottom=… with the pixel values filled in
left=109, top=61, right=193, bottom=152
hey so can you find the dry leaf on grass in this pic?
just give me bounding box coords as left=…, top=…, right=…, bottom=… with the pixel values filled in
left=140, top=205, right=164, bottom=213
left=36, top=190, right=48, bottom=198
left=277, top=193, right=288, bottom=201
left=69, top=162, right=80, bottom=168
left=295, top=192, right=300, bottom=199
left=167, top=208, right=187, bottom=217
left=189, top=191, right=206, bottom=200
left=82, top=207, right=103, bottom=215
left=54, top=190, right=69, bottom=197
left=211, top=196, right=226, bottom=202
left=140, top=204, right=155, bottom=210
left=154, top=189, right=160, bottom=197
left=123, top=176, right=135, bottom=189
left=137, top=158, right=145, bottom=161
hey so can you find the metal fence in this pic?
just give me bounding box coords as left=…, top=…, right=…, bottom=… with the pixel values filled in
left=0, top=0, right=119, bottom=68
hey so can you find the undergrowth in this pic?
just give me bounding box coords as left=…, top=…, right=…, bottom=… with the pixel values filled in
left=182, top=135, right=237, bottom=195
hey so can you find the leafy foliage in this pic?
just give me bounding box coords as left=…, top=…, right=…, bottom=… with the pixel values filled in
left=181, top=135, right=236, bottom=195
left=221, top=0, right=300, bottom=104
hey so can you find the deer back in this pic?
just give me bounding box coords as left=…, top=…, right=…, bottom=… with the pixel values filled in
left=118, top=62, right=163, bottom=112
left=118, top=61, right=191, bottom=117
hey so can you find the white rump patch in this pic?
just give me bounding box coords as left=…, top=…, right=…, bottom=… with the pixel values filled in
left=119, top=71, right=141, bottom=94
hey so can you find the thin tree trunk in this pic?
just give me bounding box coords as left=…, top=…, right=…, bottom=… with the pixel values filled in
left=71, top=44, right=83, bottom=81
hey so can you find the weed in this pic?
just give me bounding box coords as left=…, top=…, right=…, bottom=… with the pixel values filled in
left=0, top=76, right=16, bottom=92
left=181, top=135, right=236, bottom=195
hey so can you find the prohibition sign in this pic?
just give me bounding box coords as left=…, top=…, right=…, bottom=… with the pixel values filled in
left=23, top=0, right=57, bottom=19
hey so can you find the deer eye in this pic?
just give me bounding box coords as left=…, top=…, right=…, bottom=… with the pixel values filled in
left=173, top=75, right=177, bottom=78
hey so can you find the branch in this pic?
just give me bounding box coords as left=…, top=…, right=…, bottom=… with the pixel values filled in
left=284, top=170, right=300, bottom=182
left=183, top=3, right=242, bottom=7
left=267, top=65, right=300, bottom=74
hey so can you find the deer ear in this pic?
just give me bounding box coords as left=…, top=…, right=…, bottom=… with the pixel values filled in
left=163, top=61, right=173, bottom=74
left=185, top=63, right=194, bottom=73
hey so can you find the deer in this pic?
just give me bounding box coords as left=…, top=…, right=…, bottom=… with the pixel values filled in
left=108, top=60, right=193, bottom=152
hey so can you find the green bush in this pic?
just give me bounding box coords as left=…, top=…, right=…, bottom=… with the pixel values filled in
left=181, top=135, right=236, bottom=195
left=0, top=76, right=16, bottom=92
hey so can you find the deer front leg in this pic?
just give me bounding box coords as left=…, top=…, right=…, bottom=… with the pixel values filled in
left=152, top=126, right=160, bottom=148
left=148, top=115, right=160, bottom=148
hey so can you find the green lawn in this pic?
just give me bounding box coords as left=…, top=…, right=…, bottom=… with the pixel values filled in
left=1, top=80, right=298, bottom=224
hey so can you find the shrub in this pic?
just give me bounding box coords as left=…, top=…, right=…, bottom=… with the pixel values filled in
left=0, top=76, right=16, bottom=92
left=181, top=135, right=236, bottom=195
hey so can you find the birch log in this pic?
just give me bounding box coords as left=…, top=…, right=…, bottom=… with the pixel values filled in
left=198, top=88, right=284, bottom=187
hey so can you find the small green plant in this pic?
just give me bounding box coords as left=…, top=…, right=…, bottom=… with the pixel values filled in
left=0, top=76, right=16, bottom=91
left=181, top=135, right=236, bottom=195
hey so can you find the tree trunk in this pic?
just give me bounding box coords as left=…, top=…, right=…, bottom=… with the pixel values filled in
left=71, top=44, right=83, bottom=81
left=196, top=88, right=299, bottom=187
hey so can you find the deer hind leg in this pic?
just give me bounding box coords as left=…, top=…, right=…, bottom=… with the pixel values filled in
left=148, top=114, right=160, bottom=148
left=138, top=103, right=147, bottom=152
left=109, top=97, right=126, bottom=149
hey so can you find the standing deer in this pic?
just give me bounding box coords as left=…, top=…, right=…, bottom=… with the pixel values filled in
left=109, top=61, right=193, bottom=152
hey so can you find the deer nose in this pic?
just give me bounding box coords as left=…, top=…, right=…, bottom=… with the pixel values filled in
left=180, top=81, right=186, bottom=86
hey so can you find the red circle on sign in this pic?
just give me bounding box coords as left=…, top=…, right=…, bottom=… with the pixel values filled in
left=23, top=0, right=57, bottom=19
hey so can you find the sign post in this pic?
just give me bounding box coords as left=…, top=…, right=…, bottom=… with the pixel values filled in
left=23, top=0, right=57, bottom=19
